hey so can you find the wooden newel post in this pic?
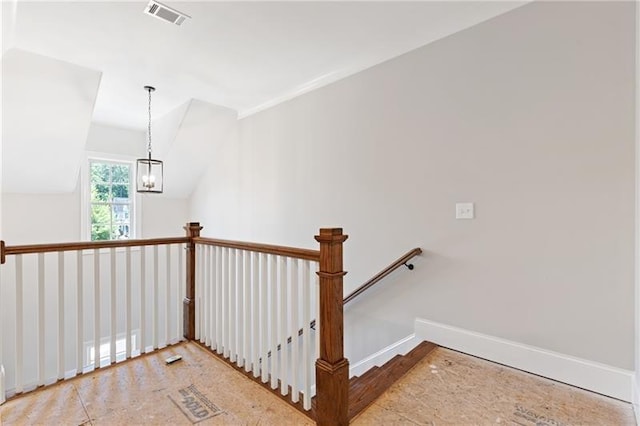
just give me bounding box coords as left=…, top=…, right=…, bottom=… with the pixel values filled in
left=183, top=222, right=203, bottom=340
left=315, top=228, right=349, bottom=426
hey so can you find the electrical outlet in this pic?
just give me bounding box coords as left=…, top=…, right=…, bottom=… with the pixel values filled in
left=455, top=202, right=474, bottom=219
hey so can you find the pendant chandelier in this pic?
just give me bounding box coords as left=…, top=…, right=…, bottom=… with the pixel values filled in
left=136, top=85, right=163, bottom=193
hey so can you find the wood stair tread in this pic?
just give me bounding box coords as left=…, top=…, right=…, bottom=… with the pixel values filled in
left=348, top=341, right=437, bottom=420
left=351, top=366, right=380, bottom=384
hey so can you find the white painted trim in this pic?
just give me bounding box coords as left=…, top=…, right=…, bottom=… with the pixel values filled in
left=0, top=365, right=5, bottom=405
left=0, top=0, right=5, bottom=409
left=236, top=2, right=530, bottom=120
left=633, top=376, right=639, bottom=425
left=634, top=0, right=640, bottom=421
left=238, top=68, right=351, bottom=119
left=81, top=152, right=142, bottom=241
left=349, top=333, right=421, bottom=378
left=415, top=318, right=634, bottom=402
left=238, top=42, right=441, bottom=119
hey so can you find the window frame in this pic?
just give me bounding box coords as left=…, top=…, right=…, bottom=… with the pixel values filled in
left=81, top=153, right=141, bottom=242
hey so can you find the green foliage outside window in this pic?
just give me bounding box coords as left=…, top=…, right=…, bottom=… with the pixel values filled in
left=90, top=161, right=132, bottom=241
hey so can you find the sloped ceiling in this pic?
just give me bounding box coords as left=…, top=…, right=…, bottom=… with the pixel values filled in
left=1, top=1, right=529, bottom=197
left=162, top=100, right=237, bottom=198
left=2, top=48, right=101, bottom=193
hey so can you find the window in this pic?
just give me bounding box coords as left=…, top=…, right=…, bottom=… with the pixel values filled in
left=84, top=330, right=140, bottom=369
left=89, top=160, right=134, bottom=241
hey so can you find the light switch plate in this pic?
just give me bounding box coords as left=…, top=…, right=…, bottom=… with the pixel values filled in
left=456, top=202, right=474, bottom=219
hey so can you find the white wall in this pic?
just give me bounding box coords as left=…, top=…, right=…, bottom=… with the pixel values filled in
left=1, top=190, right=189, bottom=244
left=1, top=120, right=190, bottom=245
left=2, top=49, right=101, bottom=194
left=2, top=192, right=81, bottom=244
left=85, top=123, right=145, bottom=158
left=188, top=105, right=240, bottom=237
left=139, top=195, right=189, bottom=238
left=190, top=1, right=636, bottom=371
left=0, top=123, right=188, bottom=396
left=0, top=1, right=6, bottom=403
left=635, top=0, right=640, bottom=412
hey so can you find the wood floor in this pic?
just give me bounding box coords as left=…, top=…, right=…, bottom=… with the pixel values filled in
left=0, top=341, right=635, bottom=425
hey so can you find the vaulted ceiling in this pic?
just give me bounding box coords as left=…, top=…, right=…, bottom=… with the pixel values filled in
left=2, top=1, right=527, bottom=196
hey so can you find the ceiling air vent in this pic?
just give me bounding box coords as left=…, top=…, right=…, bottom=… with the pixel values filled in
left=144, top=1, right=190, bottom=26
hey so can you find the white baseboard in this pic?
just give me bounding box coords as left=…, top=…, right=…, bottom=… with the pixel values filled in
left=633, top=374, right=640, bottom=424
left=1, top=364, right=5, bottom=405
left=349, top=333, right=421, bottom=378
left=415, top=318, right=634, bottom=402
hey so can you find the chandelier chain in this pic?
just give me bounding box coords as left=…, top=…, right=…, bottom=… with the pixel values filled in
left=147, top=87, right=152, bottom=154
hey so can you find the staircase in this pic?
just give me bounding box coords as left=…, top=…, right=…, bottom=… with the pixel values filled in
left=1, top=223, right=430, bottom=425
left=348, top=341, right=438, bottom=420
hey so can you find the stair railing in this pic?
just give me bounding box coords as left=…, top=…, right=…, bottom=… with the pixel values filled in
left=190, top=232, right=321, bottom=411
left=187, top=226, right=350, bottom=425
left=0, top=236, right=188, bottom=397
left=343, top=248, right=422, bottom=305
left=1, top=223, right=351, bottom=425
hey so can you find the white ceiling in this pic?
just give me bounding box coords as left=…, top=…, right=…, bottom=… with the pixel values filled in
left=2, top=1, right=527, bottom=131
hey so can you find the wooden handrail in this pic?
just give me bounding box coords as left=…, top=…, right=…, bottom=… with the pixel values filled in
left=343, top=248, right=422, bottom=305
left=193, top=236, right=320, bottom=261
left=274, top=247, right=422, bottom=355
left=1, top=236, right=190, bottom=258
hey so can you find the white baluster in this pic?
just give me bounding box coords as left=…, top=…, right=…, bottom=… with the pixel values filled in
left=315, top=264, right=320, bottom=363
left=252, top=251, right=260, bottom=378
left=166, top=245, right=171, bottom=346
left=153, top=245, right=159, bottom=350
left=57, top=252, right=65, bottom=380
left=216, top=246, right=222, bottom=353
left=243, top=250, right=251, bottom=372
left=200, top=245, right=206, bottom=346
left=208, top=245, right=214, bottom=348
left=194, top=245, right=200, bottom=342
left=140, top=246, right=146, bottom=354
left=197, top=244, right=203, bottom=343
left=229, top=249, right=236, bottom=362
left=177, top=244, right=184, bottom=341
left=233, top=250, right=244, bottom=367
left=38, top=253, right=45, bottom=384
left=208, top=246, right=216, bottom=348
left=270, top=254, right=277, bottom=389
left=15, top=255, right=23, bottom=393
left=209, top=246, right=214, bottom=349
left=260, top=252, right=268, bottom=383
left=290, top=258, right=299, bottom=403
left=76, top=251, right=83, bottom=373
left=110, top=248, right=116, bottom=364
left=302, top=260, right=311, bottom=410
left=93, top=249, right=100, bottom=369
left=125, top=247, right=132, bottom=359
left=225, top=248, right=231, bottom=358
left=280, top=256, right=289, bottom=396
